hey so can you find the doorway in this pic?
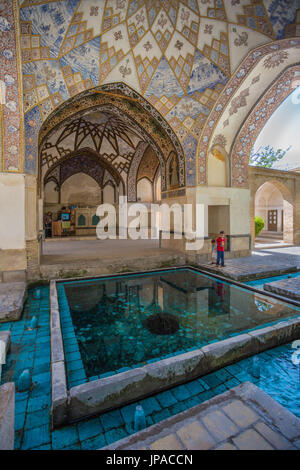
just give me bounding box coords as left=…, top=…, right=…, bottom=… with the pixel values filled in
left=268, top=210, right=278, bottom=232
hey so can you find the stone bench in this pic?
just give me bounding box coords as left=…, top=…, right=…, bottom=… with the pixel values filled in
left=0, top=282, right=26, bottom=323
left=0, top=330, right=11, bottom=356
left=0, top=382, right=15, bottom=450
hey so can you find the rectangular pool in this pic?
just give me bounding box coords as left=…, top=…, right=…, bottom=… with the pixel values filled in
left=58, top=268, right=300, bottom=380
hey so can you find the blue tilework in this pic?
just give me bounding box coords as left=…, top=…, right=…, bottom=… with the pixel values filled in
left=1, top=286, right=299, bottom=450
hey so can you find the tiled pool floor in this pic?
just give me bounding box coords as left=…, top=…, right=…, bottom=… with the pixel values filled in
left=1, top=286, right=299, bottom=450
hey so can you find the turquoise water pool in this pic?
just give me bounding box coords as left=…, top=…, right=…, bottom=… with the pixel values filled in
left=245, top=271, right=300, bottom=290
left=59, top=268, right=300, bottom=381
left=1, top=285, right=299, bottom=450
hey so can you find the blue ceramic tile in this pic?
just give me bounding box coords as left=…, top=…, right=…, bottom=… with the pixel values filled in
left=185, top=380, right=205, bottom=396
left=100, top=409, right=124, bottom=432
left=156, top=390, right=178, bottom=408
left=22, top=424, right=50, bottom=450
left=139, top=396, right=161, bottom=416
left=170, top=384, right=192, bottom=402
left=15, top=412, right=26, bottom=431
left=25, top=409, right=49, bottom=430
left=120, top=403, right=137, bottom=423
left=80, top=433, right=107, bottom=450
left=104, top=428, right=127, bottom=446
left=77, top=418, right=102, bottom=441
left=152, top=408, right=171, bottom=424
left=52, top=426, right=79, bottom=450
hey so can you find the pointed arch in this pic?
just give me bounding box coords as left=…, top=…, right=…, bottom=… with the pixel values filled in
left=197, top=38, right=300, bottom=185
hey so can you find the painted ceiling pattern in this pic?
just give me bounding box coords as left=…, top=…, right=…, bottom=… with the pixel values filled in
left=16, top=0, right=300, bottom=180
left=38, top=85, right=186, bottom=190
left=1, top=0, right=300, bottom=186
left=40, top=111, right=144, bottom=176
left=45, top=153, right=118, bottom=189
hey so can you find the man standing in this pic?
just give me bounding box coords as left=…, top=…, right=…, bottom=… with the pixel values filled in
left=216, top=230, right=226, bottom=267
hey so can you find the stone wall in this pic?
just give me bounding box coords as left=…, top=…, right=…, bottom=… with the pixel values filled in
left=26, top=239, right=40, bottom=280
left=249, top=166, right=300, bottom=245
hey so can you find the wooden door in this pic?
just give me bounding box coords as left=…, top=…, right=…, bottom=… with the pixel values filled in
left=268, top=210, right=277, bottom=231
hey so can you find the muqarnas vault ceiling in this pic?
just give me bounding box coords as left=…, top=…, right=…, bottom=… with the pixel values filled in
left=4, top=0, right=300, bottom=183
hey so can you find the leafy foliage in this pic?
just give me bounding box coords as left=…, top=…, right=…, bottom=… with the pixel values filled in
left=255, top=216, right=265, bottom=237
left=250, top=145, right=291, bottom=168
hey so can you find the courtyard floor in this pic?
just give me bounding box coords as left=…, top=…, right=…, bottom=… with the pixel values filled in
left=42, top=240, right=300, bottom=268
left=41, top=238, right=164, bottom=264
left=200, top=246, right=300, bottom=281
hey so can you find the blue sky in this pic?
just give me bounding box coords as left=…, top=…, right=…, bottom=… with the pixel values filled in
left=253, top=85, right=300, bottom=170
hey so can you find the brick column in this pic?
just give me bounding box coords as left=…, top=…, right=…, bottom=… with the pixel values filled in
left=26, top=240, right=40, bottom=280
left=25, top=175, right=40, bottom=279
left=283, top=199, right=294, bottom=244
left=293, top=178, right=300, bottom=245
left=249, top=177, right=256, bottom=249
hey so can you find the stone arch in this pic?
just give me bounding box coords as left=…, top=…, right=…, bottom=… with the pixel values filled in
left=197, top=38, right=300, bottom=185
left=127, top=142, right=149, bottom=202
left=166, top=151, right=180, bottom=190
left=230, top=65, right=300, bottom=188
left=42, top=148, right=124, bottom=197
left=37, top=83, right=185, bottom=189
left=249, top=169, right=295, bottom=244
left=153, top=165, right=161, bottom=202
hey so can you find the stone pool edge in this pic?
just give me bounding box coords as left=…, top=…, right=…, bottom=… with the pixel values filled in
left=50, top=280, right=68, bottom=428
left=50, top=279, right=300, bottom=426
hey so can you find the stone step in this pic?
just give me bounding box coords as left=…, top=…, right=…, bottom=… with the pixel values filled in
left=103, top=382, right=300, bottom=450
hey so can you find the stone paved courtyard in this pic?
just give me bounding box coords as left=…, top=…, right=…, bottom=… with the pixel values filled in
left=264, top=277, right=300, bottom=301
left=199, top=246, right=300, bottom=281
left=105, top=382, right=300, bottom=451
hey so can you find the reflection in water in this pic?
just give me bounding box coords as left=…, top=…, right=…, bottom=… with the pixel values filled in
left=63, top=269, right=299, bottom=377
left=143, top=313, right=180, bottom=335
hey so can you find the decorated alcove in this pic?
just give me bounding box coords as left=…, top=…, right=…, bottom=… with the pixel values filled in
left=37, top=84, right=185, bottom=238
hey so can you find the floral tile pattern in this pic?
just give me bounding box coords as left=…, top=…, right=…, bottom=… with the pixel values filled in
left=1, top=0, right=300, bottom=185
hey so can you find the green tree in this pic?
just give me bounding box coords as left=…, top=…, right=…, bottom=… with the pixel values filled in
left=255, top=216, right=265, bottom=237
left=250, top=145, right=291, bottom=168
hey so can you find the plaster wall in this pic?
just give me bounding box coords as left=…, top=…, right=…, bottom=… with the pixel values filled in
left=195, top=186, right=251, bottom=237
left=0, top=174, right=25, bottom=250
left=60, top=173, right=101, bottom=206
left=0, top=174, right=27, bottom=275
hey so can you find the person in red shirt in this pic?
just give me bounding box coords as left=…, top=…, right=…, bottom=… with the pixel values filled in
left=216, top=231, right=226, bottom=267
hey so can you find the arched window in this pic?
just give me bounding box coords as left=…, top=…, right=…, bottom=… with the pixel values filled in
left=92, top=214, right=100, bottom=226
left=78, top=214, right=86, bottom=226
